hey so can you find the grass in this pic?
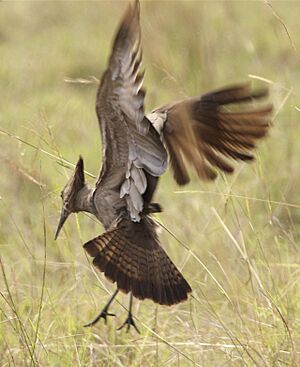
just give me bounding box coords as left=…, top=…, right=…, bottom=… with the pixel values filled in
left=0, top=1, right=300, bottom=366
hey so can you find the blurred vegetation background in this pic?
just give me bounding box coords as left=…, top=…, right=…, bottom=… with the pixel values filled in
left=0, top=1, right=299, bottom=366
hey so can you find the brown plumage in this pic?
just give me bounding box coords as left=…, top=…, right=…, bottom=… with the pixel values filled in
left=55, top=0, right=273, bottom=331
left=84, top=216, right=191, bottom=306
left=149, top=84, right=272, bottom=184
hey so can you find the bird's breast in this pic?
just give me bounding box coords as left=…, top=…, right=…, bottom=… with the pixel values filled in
left=93, top=187, right=126, bottom=230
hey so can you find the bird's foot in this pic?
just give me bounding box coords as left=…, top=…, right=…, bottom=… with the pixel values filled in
left=83, top=306, right=115, bottom=327
left=84, top=289, right=119, bottom=327
left=117, top=312, right=140, bottom=334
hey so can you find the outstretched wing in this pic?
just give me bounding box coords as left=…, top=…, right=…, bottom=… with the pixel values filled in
left=94, top=1, right=167, bottom=227
left=147, top=83, right=273, bottom=184
left=96, top=1, right=145, bottom=180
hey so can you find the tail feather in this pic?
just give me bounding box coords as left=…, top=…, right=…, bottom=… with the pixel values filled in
left=150, top=83, right=273, bottom=184
left=84, top=216, right=191, bottom=306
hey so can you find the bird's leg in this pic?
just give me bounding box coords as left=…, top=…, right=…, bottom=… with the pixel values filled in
left=117, top=293, right=140, bottom=334
left=84, top=289, right=119, bottom=327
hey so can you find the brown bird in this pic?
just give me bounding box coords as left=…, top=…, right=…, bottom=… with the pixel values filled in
left=55, top=0, right=272, bottom=333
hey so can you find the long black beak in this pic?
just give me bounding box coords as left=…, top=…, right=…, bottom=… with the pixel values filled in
left=55, top=209, right=69, bottom=240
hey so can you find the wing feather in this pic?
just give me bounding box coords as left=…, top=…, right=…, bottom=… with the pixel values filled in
left=148, top=83, right=272, bottom=184
left=94, top=1, right=167, bottom=226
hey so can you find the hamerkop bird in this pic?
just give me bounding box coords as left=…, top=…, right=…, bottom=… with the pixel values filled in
left=55, top=0, right=272, bottom=332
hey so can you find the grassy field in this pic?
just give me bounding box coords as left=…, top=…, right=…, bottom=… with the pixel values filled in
left=1, top=1, right=300, bottom=366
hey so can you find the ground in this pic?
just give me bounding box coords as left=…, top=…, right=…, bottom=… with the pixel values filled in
left=0, top=1, right=299, bottom=366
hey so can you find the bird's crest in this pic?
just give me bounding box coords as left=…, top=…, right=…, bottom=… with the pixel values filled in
left=61, top=156, right=85, bottom=204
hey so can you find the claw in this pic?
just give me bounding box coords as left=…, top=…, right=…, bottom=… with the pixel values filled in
left=83, top=309, right=115, bottom=327
left=117, top=313, right=140, bottom=334
left=83, top=289, right=119, bottom=327
left=117, top=293, right=140, bottom=333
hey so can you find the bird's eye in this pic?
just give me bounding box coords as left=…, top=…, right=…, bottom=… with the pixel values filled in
left=60, top=191, right=63, bottom=198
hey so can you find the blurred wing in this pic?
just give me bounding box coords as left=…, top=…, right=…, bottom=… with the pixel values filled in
left=147, top=83, right=273, bottom=185
left=95, top=1, right=167, bottom=223
left=96, top=1, right=145, bottom=180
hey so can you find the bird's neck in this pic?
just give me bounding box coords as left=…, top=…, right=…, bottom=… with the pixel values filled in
left=75, top=185, right=96, bottom=215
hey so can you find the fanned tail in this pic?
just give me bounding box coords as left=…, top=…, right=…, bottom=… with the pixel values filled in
left=84, top=216, right=191, bottom=306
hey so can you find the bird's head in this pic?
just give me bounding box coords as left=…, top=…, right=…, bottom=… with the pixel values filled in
left=55, top=156, right=85, bottom=240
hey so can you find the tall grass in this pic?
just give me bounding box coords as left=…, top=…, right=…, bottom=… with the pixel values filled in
left=0, top=1, right=299, bottom=366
